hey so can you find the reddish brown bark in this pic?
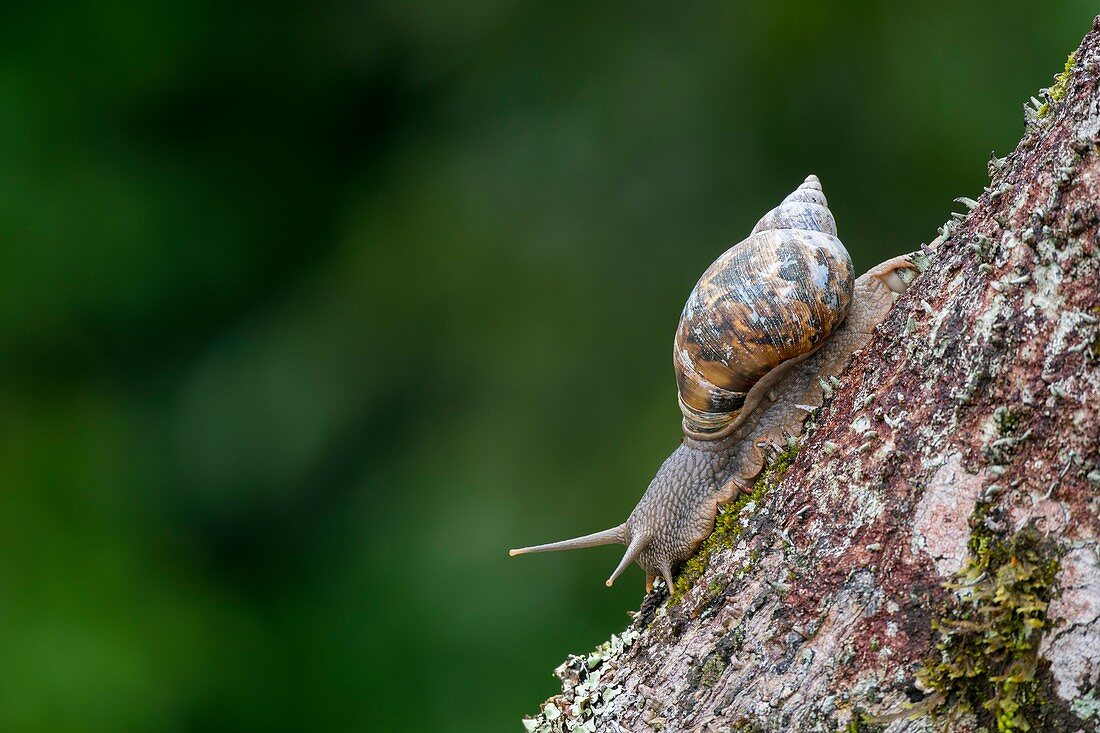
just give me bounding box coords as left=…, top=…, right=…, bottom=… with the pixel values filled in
left=526, top=16, right=1100, bottom=733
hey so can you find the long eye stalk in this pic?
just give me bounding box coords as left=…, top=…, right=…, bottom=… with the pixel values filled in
left=508, top=525, right=625, bottom=557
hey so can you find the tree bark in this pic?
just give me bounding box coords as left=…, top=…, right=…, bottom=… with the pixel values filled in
left=525, top=16, right=1100, bottom=733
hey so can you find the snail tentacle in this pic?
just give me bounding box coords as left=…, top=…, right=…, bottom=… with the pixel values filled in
left=508, top=524, right=625, bottom=557
left=605, top=532, right=649, bottom=588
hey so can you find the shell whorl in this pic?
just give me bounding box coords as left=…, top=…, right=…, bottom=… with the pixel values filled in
left=674, top=175, right=854, bottom=438
left=750, top=174, right=836, bottom=237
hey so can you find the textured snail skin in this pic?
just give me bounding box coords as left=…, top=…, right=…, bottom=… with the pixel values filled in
left=509, top=176, right=917, bottom=592
left=621, top=436, right=744, bottom=591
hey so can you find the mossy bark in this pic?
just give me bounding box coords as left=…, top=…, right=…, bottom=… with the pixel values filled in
left=525, top=16, right=1100, bottom=733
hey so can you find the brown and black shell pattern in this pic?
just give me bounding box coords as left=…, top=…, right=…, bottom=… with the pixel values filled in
left=674, top=175, right=854, bottom=437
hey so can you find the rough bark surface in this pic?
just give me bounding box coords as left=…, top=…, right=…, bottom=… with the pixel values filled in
left=525, top=17, right=1100, bottom=733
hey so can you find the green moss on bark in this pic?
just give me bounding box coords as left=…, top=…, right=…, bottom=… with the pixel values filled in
left=914, top=524, right=1062, bottom=732
left=1037, top=53, right=1076, bottom=118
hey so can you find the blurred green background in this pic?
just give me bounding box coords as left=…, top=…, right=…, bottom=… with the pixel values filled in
left=0, top=2, right=1091, bottom=731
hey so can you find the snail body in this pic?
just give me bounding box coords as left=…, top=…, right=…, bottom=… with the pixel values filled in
left=510, top=176, right=917, bottom=592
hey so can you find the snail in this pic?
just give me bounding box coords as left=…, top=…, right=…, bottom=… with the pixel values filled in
left=509, top=175, right=917, bottom=593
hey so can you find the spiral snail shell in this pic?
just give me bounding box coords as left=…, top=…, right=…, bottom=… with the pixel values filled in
left=510, top=175, right=916, bottom=593
left=675, top=175, right=853, bottom=437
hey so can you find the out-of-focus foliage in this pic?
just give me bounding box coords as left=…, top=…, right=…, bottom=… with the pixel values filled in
left=0, top=2, right=1089, bottom=731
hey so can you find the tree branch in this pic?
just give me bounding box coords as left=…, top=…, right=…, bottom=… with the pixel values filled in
left=524, top=15, right=1100, bottom=733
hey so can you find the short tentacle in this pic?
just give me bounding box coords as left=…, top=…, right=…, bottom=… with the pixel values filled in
left=605, top=533, right=648, bottom=587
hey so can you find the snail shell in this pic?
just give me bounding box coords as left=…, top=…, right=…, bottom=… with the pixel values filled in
left=674, top=175, right=854, bottom=437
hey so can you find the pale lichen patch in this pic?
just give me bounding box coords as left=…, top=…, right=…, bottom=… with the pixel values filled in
left=911, top=453, right=982, bottom=576
left=1039, top=545, right=1100, bottom=708
left=522, top=627, right=644, bottom=733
